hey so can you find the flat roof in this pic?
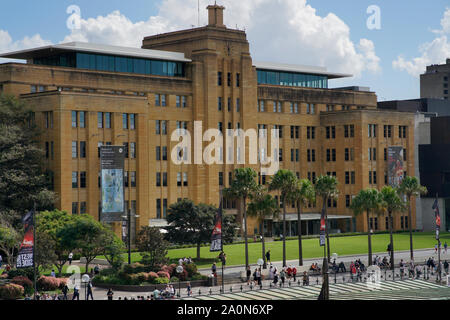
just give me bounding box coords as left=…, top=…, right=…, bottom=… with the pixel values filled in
left=254, top=61, right=352, bottom=79
left=0, top=41, right=192, bottom=63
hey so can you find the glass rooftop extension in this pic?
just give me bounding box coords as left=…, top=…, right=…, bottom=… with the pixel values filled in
left=0, top=42, right=189, bottom=78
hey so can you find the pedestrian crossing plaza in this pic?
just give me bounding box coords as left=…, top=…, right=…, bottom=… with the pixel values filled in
left=181, top=279, right=450, bottom=301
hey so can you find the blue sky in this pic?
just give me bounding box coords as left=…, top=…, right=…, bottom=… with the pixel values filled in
left=1, top=0, right=449, bottom=101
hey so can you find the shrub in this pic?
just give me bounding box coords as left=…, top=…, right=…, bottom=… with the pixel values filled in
left=154, top=277, right=169, bottom=285
left=184, top=263, right=198, bottom=278
left=161, top=264, right=174, bottom=275
left=147, top=272, right=158, bottom=282
left=136, top=272, right=148, bottom=283
left=170, top=276, right=179, bottom=283
left=11, top=276, right=33, bottom=289
left=190, top=274, right=208, bottom=281
left=99, top=268, right=117, bottom=277
left=157, top=271, right=170, bottom=280
left=123, top=262, right=146, bottom=275
left=7, top=268, right=34, bottom=281
left=0, top=284, right=24, bottom=300
left=37, top=276, right=63, bottom=291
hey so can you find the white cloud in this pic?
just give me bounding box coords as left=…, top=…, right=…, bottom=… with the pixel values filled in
left=393, top=7, right=450, bottom=78
left=61, top=0, right=380, bottom=77
left=0, top=29, right=52, bottom=63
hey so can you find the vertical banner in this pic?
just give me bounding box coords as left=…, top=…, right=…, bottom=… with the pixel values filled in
left=210, top=200, right=223, bottom=252
left=388, top=146, right=404, bottom=188
left=100, top=146, right=125, bottom=222
left=16, top=211, right=34, bottom=269
left=432, top=197, right=440, bottom=240
left=319, top=207, right=326, bottom=246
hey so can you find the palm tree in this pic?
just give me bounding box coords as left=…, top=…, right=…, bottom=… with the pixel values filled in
left=380, top=186, right=405, bottom=270
left=350, top=188, right=382, bottom=266
left=223, top=167, right=258, bottom=269
left=398, top=176, right=427, bottom=261
left=247, top=186, right=279, bottom=268
left=314, top=175, right=339, bottom=262
left=288, top=178, right=315, bottom=266
left=268, top=169, right=297, bottom=267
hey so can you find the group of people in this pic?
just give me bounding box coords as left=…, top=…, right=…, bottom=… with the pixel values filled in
left=434, top=242, right=448, bottom=254
left=373, top=255, right=390, bottom=269
left=178, top=257, right=193, bottom=265
left=309, top=263, right=321, bottom=273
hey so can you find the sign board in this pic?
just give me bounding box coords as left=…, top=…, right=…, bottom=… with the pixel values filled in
left=100, top=146, right=125, bottom=222
left=387, top=146, right=404, bottom=188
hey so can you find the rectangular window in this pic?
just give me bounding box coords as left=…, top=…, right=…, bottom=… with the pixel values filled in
left=72, top=172, right=78, bottom=188
left=227, top=72, right=231, bottom=86
left=236, top=98, right=240, bottom=112
left=182, top=96, right=187, bottom=108
left=156, top=172, right=161, bottom=187
left=80, top=172, right=86, bottom=188
left=155, top=94, right=160, bottom=107
left=80, top=141, right=86, bottom=158
left=97, top=112, right=103, bottom=129
left=130, top=142, right=136, bottom=159
left=50, top=141, right=54, bottom=160
left=104, top=112, right=111, bottom=129
left=122, top=114, right=128, bottom=129
left=130, top=114, right=136, bottom=130
left=183, top=172, right=188, bottom=186
left=156, top=146, right=161, bottom=161
left=123, top=142, right=129, bottom=158
left=162, top=146, right=168, bottom=161
left=124, top=171, right=129, bottom=188
left=218, top=97, right=222, bottom=111
left=176, top=96, right=181, bottom=108
left=161, top=95, right=166, bottom=107
left=156, top=199, right=161, bottom=219
left=177, top=172, right=182, bottom=187
left=218, top=72, right=222, bottom=86
left=72, top=141, right=78, bottom=158
left=163, top=199, right=168, bottom=218
left=346, top=195, right=351, bottom=208
left=156, top=120, right=161, bottom=135
left=219, top=172, right=224, bottom=186
left=236, top=73, right=240, bottom=87
left=131, top=172, right=136, bottom=187
left=72, top=111, right=77, bottom=128
left=72, top=202, right=78, bottom=215
left=79, top=111, right=86, bottom=128
left=162, top=172, right=167, bottom=187
left=80, top=202, right=87, bottom=214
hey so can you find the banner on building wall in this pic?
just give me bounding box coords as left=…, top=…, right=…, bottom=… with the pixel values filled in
left=432, top=197, right=440, bottom=240
left=16, top=211, right=34, bottom=269
left=319, top=207, right=326, bottom=247
left=388, top=146, right=404, bottom=188
left=210, top=200, right=223, bottom=252
left=100, top=146, right=125, bottom=222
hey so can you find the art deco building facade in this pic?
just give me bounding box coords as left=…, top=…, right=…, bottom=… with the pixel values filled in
left=0, top=5, right=416, bottom=239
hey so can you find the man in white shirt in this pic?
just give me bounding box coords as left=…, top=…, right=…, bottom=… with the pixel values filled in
left=68, top=252, right=73, bottom=265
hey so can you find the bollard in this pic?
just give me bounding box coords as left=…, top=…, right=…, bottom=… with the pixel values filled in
left=240, top=285, right=243, bottom=292
left=250, top=284, right=253, bottom=291
left=316, top=278, right=319, bottom=285
left=288, top=281, right=291, bottom=287
left=230, top=286, right=233, bottom=293
left=270, top=282, right=272, bottom=288
left=209, top=288, right=212, bottom=295
left=198, top=289, right=201, bottom=295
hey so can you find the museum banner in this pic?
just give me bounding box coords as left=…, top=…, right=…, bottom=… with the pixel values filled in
left=387, top=146, right=404, bottom=188
left=100, top=146, right=125, bottom=222
left=210, top=200, right=223, bottom=252
left=16, top=210, right=34, bottom=269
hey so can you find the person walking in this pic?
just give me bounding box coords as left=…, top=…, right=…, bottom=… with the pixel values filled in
left=246, top=266, right=251, bottom=285
left=212, top=263, right=217, bottom=277
left=87, top=281, right=94, bottom=300
left=72, top=284, right=80, bottom=300
left=68, top=252, right=73, bottom=265
left=107, top=288, right=114, bottom=301
left=444, top=260, right=449, bottom=274
left=256, top=268, right=262, bottom=286
left=302, top=271, right=309, bottom=286
left=62, top=284, right=69, bottom=300
left=186, top=282, right=192, bottom=297
left=280, top=268, right=286, bottom=286
left=266, top=250, right=271, bottom=264
left=273, top=267, right=278, bottom=285
left=444, top=242, right=448, bottom=254
left=50, top=270, right=56, bottom=278
left=292, top=266, right=297, bottom=282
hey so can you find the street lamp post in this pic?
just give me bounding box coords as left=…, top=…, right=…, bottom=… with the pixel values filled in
left=81, top=274, right=90, bottom=301
left=122, top=213, right=140, bottom=264
left=257, top=259, right=264, bottom=289
left=176, top=265, right=183, bottom=298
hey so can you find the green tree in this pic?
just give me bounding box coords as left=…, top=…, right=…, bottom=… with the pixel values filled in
left=398, top=176, right=427, bottom=261
left=380, top=186, right=405, bottom=270
left=268, top=169, right=297, bottom=267
left=35, top=230, right=58, bottom=274
left=350, top=188, right=382, bottom=266
left=101, top=227, right=125, bottom=271
left=315, top=175, right=339, bottom=262
left=247, top=186, right=279, bottom=268
left=0, top=94, right=55, bottom=227
left=166, top=199, right=237, bottom=260
left=288, top=178, right=315, bottom=266
left=136, top=226, right=169, bottom=270
left=0, top=224, right=22, bottom=265
left=36, top=210, right=73, bottom=276
left=223, top=168, right=258, bottom=269
left=57, top=214, right=113, bottom=272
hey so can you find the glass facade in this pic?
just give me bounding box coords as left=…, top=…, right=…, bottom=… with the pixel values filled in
left=256, top=69, right=328, bottom=88
left=34, top=52, right=185, bottom=77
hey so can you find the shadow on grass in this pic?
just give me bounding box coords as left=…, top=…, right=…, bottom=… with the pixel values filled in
left=167, top=257, right=219, bottom=266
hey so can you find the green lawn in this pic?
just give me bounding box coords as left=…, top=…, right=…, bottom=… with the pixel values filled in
left=131, top=232, right=448, bottom=269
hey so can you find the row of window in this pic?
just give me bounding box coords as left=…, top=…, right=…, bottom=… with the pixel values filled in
left=369, top=124, right=408, bottom=138
left=257, top=100, right=316, bottom=114
left=217, top=97, right=240, bottom=112
left=217, top=72, right=241, bottom=87
left=71, top=111, right=136, bottom=130
left=155, top=172, right=188, bottom=187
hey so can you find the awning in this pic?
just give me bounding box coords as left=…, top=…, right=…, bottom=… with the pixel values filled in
left=149, top=219, right=170, bottom=227
left=273, top=213, right=352, bottom=222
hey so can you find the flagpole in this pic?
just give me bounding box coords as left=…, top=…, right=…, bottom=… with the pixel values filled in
left=220, top=190, right=225, bottom=295
left=33, top=202, right=37, bottom=300
left=436, top=193, right=441, bottom=283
